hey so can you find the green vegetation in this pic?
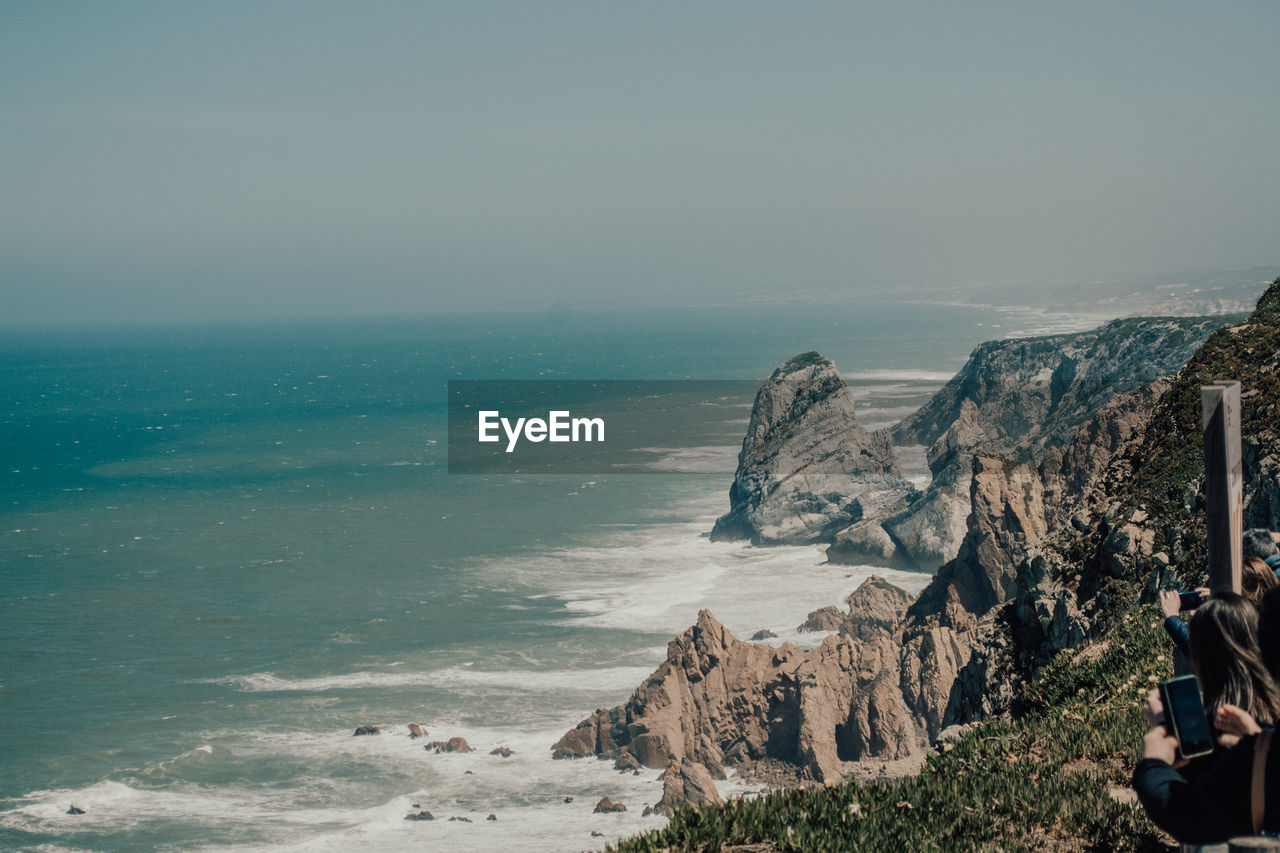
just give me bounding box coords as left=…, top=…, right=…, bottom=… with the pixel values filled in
left=612, top=609, right=1172, bottom=852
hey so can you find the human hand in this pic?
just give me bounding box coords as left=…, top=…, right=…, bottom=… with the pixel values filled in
left=1142, top=688, right=1165, bottom=727
left=1160, top=589, right=1181, bottom=619
left=1143, top=725, right=1187, bottom=768
left=1215, top=703, right=1262, bottom=748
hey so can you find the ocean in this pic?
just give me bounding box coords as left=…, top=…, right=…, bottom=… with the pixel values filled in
left=0, top=301, right=1102, bottom=852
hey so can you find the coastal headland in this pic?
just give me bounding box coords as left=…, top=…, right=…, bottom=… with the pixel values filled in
left=555, top=278, right=1280, bottom=849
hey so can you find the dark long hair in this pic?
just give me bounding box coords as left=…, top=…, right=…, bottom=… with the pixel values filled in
left=1243, top=556, right=1278, bottom=602
left=1189, top=593, right=1280, bottom=726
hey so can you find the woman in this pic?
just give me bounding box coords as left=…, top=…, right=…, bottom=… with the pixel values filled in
left=1188, top=593, right=1280, bottom=726
left=1135, top=586, right=1280, bottom=844
left=1243, top=555, right=1280, bottom=602
left=1159, top=560, right=1278, bottom=660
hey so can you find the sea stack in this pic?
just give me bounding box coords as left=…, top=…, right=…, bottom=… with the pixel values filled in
left=710, top=352, right=907, bottom=545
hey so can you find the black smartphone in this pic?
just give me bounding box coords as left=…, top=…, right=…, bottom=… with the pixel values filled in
left=1158, top=675, right=1215, bottom=760
left=1178, top=590, right=1204, bottom=611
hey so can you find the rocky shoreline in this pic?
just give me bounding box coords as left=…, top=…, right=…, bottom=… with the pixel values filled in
left=550, top=303, right=1267, bottom=816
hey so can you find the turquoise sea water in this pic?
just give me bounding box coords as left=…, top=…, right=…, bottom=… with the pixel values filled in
left=1, top=301, right=1050, bottom=851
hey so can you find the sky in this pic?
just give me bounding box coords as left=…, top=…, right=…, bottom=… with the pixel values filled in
left=2, top=1, right=1278, bottom=326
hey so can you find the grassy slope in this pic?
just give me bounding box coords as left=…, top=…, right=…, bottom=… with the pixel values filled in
left=612, top=609, right=1170, bottom=852
left=610, top=279, right=1280, bottom=853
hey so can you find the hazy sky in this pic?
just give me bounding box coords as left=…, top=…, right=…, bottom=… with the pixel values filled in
left=3, top=2, right=1278, bottom=325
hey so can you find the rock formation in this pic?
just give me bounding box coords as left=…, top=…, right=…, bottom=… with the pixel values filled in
left=797, top=575, right=910, bottom=641
left=860, top=316, right=1231, bottom=568
left=554, top=413, right=1108, bottom=782
left=353, top=726, right=379, bottom=736
left=424, top=737, right=473, bottom=753
left=555, top=281, right=1280, bottom=799
left=655, top=757, right=725, bottom=816
left=556, top=285, right=1277, bottom=793
left=892, top=316, right=1229, bottom=456
left=711, top=317, right=1225, bottom=569
left=552, top=576, right=918, bottom=782
left=710, top=352, right=907, bottom=545
left=593, top=797, right=627, bottom=813
left=835, top=575, right=913, bottom=641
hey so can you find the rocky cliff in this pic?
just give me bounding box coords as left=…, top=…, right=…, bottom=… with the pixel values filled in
left=840, top=315, right=1232, bottom=568
left=897, top=281, right=1280, bottom=739
left=715, top=317, right=1228, bottom=567
left=892, top=316, right=1229, bottom=456
left=709, top=352, right=907, bottom=545
left=555, top=280, right=1280, bottom=795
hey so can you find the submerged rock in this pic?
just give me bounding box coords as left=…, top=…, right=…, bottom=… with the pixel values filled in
left=66, top=805, right=86, bottom=815
left=404, top=810, right=434, bottom=821
left=424, top=737, right=473, bottom=753
left=353, top=726, right=380, bottom=736
left=408, top=723, right=426, bottom=738
left=593, top=797, right=627, bottom=813
left=750, top=628, right=778, bottom=641
left=489, top=746, right=514, bottom=757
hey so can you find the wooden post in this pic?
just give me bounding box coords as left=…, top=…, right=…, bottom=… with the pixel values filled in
left=1202, top=381, right=1243, bottom=595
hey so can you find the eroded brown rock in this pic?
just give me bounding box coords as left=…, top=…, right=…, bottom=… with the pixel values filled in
left=425, top=737, right=473, bottom=753
left=553, top=601, right=922, bottom=783
left=657, top=758, right=725, bottom=814
left=593, top=797, right=626, bottom=813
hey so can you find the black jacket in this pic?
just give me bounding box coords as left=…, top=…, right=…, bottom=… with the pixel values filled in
left=1133, top=732, right=1279, bottom=844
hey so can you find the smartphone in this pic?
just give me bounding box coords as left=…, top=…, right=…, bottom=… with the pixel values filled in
left=1158, top=675, right=1215, bottom=760
left=1178, top=590, right=1204, bottom=611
